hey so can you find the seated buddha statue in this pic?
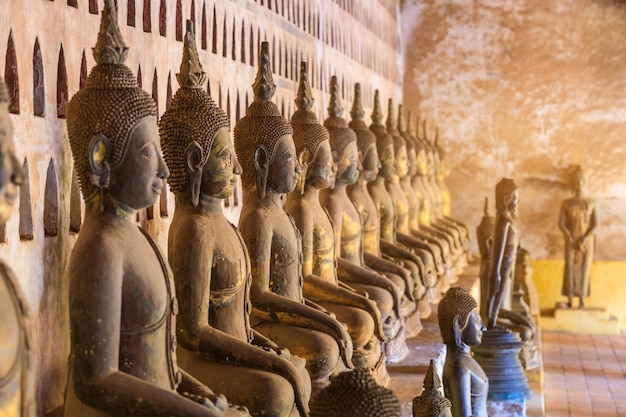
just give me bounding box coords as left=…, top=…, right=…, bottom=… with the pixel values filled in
left=367, top=92, right=437, bottom=317
left=438, top=287, right=488, bottom=417
left=0, top=78, right=35, bottom=417
left=320, top=76, right=414, bottom=361
left=232, top=45, right=354, bottom=397
left=282, top=64, right=388, bottom=385
left=161, top=26, right=310, bottom=417
left=64, top=5, right=248, bottom=416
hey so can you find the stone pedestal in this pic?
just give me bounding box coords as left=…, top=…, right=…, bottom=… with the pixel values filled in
left=385, top=323, right=409, bottom=364
left=487, top=398, right=526, bottom=417
left=540, top=305, right=620, bottom=334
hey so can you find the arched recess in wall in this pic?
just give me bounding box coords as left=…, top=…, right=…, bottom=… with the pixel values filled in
left=218, top=83, right=222, bottom=109
left=212, top=5, right=217, bottom=54
left=278, top=40, right=282, bottom=77
left=128, top=0, right=136, bottom=26
left=89, top=0, right=98, bottom=14
left=201, top=1, right=207, bottom=49
left=79, top=49, right=88, bottom=89
left=176, top=0, right=183, bottom=41
left=57, top=44, right=68, bottom=119
left=240, top=19, right=246, bottom=63
left=226, top=90, right=231, bottom=125
left=19, top=158, right=33, bottom=240
left=33, top=38, right=45, bottom=117
left=143, top=0, right=151, bottom=32
left=249, top=25, right=254, bottom=66
left=44, top=159, right=59, bottom=237
left=231, top=17, right=236, bottom=61
left=151, top=67, right=158, bottom=115
left=235, top=90, right=241, bottom=122
left=207, top=79, right=211, bottom=96
left=222, top=13, right=228, bottom=58
left=68, top=0, right=78, bottom=8
left=166, top=71, right=172, bottom=111
left=190, top=0, right=196, bottom=30
left=283, top=43, right=288, bottom=79
left=5, top=29, right=20, bottom=114
left=137, top=63, right=142, bottom=87
left=159, top=0, right=166, bottom=36
left=69, top=170, right=81, bottom=233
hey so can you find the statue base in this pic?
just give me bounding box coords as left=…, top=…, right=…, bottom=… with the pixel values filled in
left=472, top=327, right=531, bottom=401
left=370, top=350, right=390, bottom=387
left=540, top=305, right=620, bottom=334
left=417, top=296, right=432, bottom=319
left=404, top=302, right=423, bottom=338
left=487, top=398, right=526, bottom=417
left=385, top=323, right=409, bottom=363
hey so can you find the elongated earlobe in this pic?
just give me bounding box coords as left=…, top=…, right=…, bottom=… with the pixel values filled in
left=253, top=145, right=269, bottom=199
left=185, top=141, right=203, bottom=207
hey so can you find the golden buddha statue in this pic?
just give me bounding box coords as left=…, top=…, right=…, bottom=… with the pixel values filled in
left=64, top=4, right=248, bottom=416
left=0, top=78, right=35, bottom=417
left=233, top=46, right=353, bottom=398
left=162, top=27, right=310, bottom=417
left=283, top=64, right=388, bottom=385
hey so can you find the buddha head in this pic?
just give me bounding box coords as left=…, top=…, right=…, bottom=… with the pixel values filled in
left=324, top=76, right=359, bottom=187
left=0, top=78, right=24, bottom=224
left=412, top=360, right=453, bottom=417
left=386, top=100, right=408, bottom=179
left=438, top=287, right=484, bottom=348
left=570, top=165, right=587, bottom=196
left=67, top=0, right=168, bottom=211
left=369, top=91, right=395, bottom=180
left=309, top=370, right=401, bottom=417
left=234, top=42, right=298, bottom=199
left=160, top=21, right=237, bottom=206
left=290, top=62, right=333, bottom=193
left=349, top=83, right=379, bottom=182
left=397, top=105, right=418, bottom=178
left=406, top=111, right=428, bottom=177
left=495, top=178, right=519, bottom=219
left=421, top=120, right=437, bottom=178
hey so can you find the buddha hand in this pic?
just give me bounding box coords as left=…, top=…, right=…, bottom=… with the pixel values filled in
left=182, top=388, right=228, bottom=414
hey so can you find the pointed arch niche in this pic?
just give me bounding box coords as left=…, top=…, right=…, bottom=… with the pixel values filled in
left=19, top=158, right=33, bottom=241
left=33, top=37, right=45, bottom=117
left=69, top=170, right=82, bottom=233
left=44, top=159, right=59, bottom=237
left=5, top=29, right=20, bottom=114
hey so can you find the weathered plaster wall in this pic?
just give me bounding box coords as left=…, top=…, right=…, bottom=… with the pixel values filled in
left=401, top=0, right=626, bottom=261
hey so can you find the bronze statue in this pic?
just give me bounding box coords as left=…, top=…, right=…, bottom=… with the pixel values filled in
left=559, top=165, right=597, bottom=308
left=487, top=178, right=519, bottom=328
left=64, top=5, right=247, bottom=416
left=309, top=370, right=401, bottom=417
left=412, top=359, right=453, bottom=417
left=320, top=76, right=412, bottom=361
left=161, top=26, right=310, bottom=417
left=233, top=47, right=353, bottom=398
left=0, top=78, right=35, bottom=417
left=438, top=287, right=488, bottom=417
left=476, top=197, right=494, bottom=322
left=283, top=66, right=388, bottom=384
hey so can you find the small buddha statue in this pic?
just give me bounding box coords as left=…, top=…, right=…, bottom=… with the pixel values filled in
left=412, top=359, right=453, bottom=417
left=476, top=197, right=494, bottom=322
left=282, top=65, right=388, bottom=383
left=559, top=165, right=597, bottom=308
left=309, top=370, right=401, bottom=417
left=161, top=25, right=310, bottom=417
left=233, top=46, right=354, bottom=397
left=64, top=4, right=248, bottom=416
left=320, top=76, right=412, bottom=360
left=0, top=78, right=35, bottom=417
left=487, top=178, right=519, bottom=329
left=438, top=287, right=488, bottom=417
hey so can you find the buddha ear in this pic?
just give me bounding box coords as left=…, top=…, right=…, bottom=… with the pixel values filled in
left=296, top=149, right=310, bottom=195
left=253, top=145, right=269, bottom=199
left=185, top=141, right=203, bottom=207
left=453, top=314, right=463, bottom=346
left=88, top=134, right=112, bottom=189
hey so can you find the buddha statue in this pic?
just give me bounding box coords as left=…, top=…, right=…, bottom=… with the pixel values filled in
left=367, top=91, right=436, bottom=317
left=559, top=165, right=597, bottom=308
left=282, top=64, right=388, bottom=384
left=309, top=370, right=401, bottom=417
left=476, top=197, right=494, bottom=322
left=487, top=178, right=519, bottom=329
left=232, top=48, right=354, bottom=397
left=412, top=360, right=453, bottom=417
left=64, top=4, right=248, bottom=416
left=0, top=78, right=35, bottom=417
left=161, top=25, right=310, bottom=417
left=320, top=76, right=414, bottom=361
left=438, top=288, right=488, bottom=417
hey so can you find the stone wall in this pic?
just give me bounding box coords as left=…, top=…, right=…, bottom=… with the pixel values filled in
left=0, top=0, right=402, bottom=413
left=401, top=0, right=626, bottom=261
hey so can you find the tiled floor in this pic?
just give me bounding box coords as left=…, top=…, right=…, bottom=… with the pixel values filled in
left=543, top=331, right=626, bottom=417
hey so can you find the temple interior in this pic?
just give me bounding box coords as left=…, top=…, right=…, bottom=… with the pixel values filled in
left=1, top=0, right=626, bottom=416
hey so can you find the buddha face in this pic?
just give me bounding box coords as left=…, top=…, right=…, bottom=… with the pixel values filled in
left=266, top=134, right=301, bottom=194
left=394, top=145, right=409, bottom=178
left=0, top=104, right=24, bottom=224
left=506, top=189, right=520, bottom=219
left=107, top=116, right=169, bottom=210
left=460, top=308, right=485, bottom=346
left=334, top=141, right=360, bottom=186
left=359, top=144, right=380, bottom=182
left=306, top=139, right=334, bottom=190
left=201, top=128, right=242, bottom=200
left=378, top=144, right=395, bottom=180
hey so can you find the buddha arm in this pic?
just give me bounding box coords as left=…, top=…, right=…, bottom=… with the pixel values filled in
left=396, top=232, right=444, bottom=274
left=362, top=252, right=414, bottom=301
left=380, top=240, right=426, bottom=271
left=558, top=202, right=572, bottom=241
left=487, top=217, right=510, bottom=325
left=447, top=366, right=473, bottom=417
left=69, top=243, right=223, bottom=417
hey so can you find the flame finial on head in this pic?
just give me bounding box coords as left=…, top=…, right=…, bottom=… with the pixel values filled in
left=483, top=196, right=490, bottom=216
left=176, top=20, right=206, bottom=89
left=327, top=76, right=343, bottom=118
left=93, top=0, right=129, bottom=65
left=350, top=83, right=364, bottom=121
left=253, top=41, right=276, bottom=102
left=386, top=98, right=396, bottom=131
left=371, top=90, right=384, bottom=125
left=295, top=62, right=314, bottom=111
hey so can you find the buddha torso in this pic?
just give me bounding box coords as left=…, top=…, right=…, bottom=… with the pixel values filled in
left=443, top=351, right=488, bottom=417
left=401, top=177, right=420, bottom=231
left=347, top=181, right=381, bottom=257
left=322, top=189, right=363, bottom=265
left=493, top=214, right=519, bottom=284
left=386, top=178, right=411, bottom=235
left=413, top=176, right=432, bottom=226
left=368, top=179, right=396, bottom=243
left=562, top=197, right=595, bottom=240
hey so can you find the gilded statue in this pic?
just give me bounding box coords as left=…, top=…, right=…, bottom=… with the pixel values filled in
left=283, top=65, right=388, bottom=384
left=438, top=288, right=488, bottom=417
left=234, top=48, right=353, bottom=398
left=161, top=26, right=310, bottom=417
left=64, top=4, right=248, bottom=416
left=412, top=359, right=453, bottom=417
left=487, top=178, right=519, bottom=328
left=0, top=78, right=35, bottom=417
left=559, top=165, right=597, bottom=308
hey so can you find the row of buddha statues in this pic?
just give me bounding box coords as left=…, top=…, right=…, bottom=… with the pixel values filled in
left=0, top=1, right=482, bottom=416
